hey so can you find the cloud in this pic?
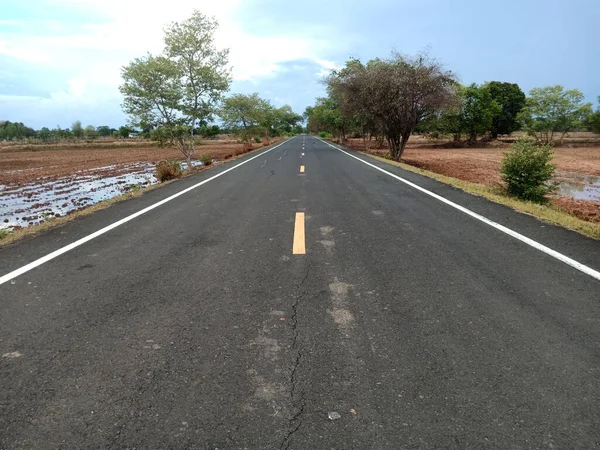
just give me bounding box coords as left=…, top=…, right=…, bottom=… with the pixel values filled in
left=0, top=0, right=341, bottom=127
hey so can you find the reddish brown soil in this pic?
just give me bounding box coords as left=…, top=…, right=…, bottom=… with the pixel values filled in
left=0, top=139, right=271, bottom=185
left=552, top=197, right=600, bottom=223
left=345, top=138, right=600, bottom=223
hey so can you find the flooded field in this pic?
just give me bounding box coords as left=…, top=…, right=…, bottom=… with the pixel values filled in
left=0, top=161, right=201, bottom=230
left=556, top=174, right=600, bottom=201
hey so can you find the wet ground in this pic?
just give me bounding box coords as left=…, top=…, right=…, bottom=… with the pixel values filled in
left=0, top=161, right=201, bottom=230
left=2, top=152, right=599, bottom=231
left=556, top=173, right=600, bottom=201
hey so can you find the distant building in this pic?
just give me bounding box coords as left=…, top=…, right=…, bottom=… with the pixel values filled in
left=128, top=132, right=139, bottom=138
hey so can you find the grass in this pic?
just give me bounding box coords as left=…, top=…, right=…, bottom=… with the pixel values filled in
left=0, top=138, right=285, bottom=247
left=199, top=153, right=213, bottom=166
left=365, top=153, right=600, bottom=240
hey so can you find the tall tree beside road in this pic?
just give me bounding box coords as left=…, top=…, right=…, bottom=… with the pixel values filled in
left=120, top=10, right=231, bottom=168
left=327, top=52, right=457, bottom=160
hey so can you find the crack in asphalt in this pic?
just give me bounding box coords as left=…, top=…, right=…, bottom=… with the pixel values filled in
left=280, top=264, right=311, bottom=450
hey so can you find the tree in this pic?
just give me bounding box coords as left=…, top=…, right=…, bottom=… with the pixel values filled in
left=84, top=125, right=98, bottom=139
left=327, top=52, right=457, bottom=160
left=96, top=125, right=112, bottom=137
left=304, top=97, right=349, bottom=139
left=585, top=96, right=600, bottom=134
left=120, top=10, right=231, bottom=168
left=519, top=85, right=592, bottom=144
left=269, top=105, right=303, bottom=135
left=0, top=121, right=35, bottom=140
left=461, top=83, right=501, bottom=143
left=38, top=127, right=52, bottom=141
left=484, top=81, right=526, bottom=137
left=437, top=105, right=464, bottom=142
left=72, top=121, right=84, bottom=139
left=219, top=93, right=271, bottom=139
left=198, top=124, right=221, bottom=138
left=119, top=126, right=133, bottom=138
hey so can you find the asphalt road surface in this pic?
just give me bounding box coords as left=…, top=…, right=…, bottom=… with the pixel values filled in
left=1, top=136, right=599, bottom=449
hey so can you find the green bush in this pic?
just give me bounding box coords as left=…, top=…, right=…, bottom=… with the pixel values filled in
left=155, top=160, right=182, bottom=182
left=254, top=136, right=262, bottom=143
left=501, top=139, right=556, bottom=203
left=587, top=110, right=600, bottom=134
left=199, top=153, right=213, bottom=166
left=318, top=131, right=332, bottom=138
left=0, top=229, right=12, bottom=240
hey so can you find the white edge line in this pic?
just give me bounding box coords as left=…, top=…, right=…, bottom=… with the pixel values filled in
left=0, top=138, right=293, bottom=286
left=317, top=137, right=600, bottom=282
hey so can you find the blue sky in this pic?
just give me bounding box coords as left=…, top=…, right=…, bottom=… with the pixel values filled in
left=0, top=0, right=598, bottom=129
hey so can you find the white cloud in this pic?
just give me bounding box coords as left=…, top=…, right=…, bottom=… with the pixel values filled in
left=0, top=0, right=339, bottom=125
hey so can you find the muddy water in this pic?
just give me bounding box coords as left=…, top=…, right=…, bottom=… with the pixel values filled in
left=0, top=161, right=202, bottom=230
left=556, top=174, right=600, bottom=202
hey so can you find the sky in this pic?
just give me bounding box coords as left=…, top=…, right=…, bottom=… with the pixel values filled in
left=0, top=0, right=598, bottom=129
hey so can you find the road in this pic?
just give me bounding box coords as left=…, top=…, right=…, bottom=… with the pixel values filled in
left=1, top=136, right=599, bottom=449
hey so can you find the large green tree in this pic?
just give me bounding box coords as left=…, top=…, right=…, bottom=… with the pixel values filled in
left=269, top=105, right=303, bottom=135
left=219, top=93, right=271, bottom=139
left=461, top=83, right=501, bottom=143
left=484, top=81, right=526, bottom=137
left=0, top=121, right=35, bottom=140
left=519, top=85, right=592, bottom=144
left=120, top=11, right=231, bottom=168
left=96, top=125, right=113, bottom=137
left=304, top=97, right=349, bottom=139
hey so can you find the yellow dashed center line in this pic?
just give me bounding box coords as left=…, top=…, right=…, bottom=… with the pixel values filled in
left=300, top=165, right=305, bottom=173
left=293, top=212, right=306, bottom=255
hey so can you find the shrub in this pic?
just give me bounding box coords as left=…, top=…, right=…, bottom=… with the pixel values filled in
left=254, top=137, right=262, bottom=143
left=318, top=131, right=332, bottom=139
left=199, top=153, right=213, bottom=166
left=0, top=229, right=12, bottom=240
left=155, top=160, right=182, bottom=182
left=501, top=139, right=556, bottom=202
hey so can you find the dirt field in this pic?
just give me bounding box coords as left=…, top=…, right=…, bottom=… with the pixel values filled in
left=0, top=138, right=279, bottom=230
left=0, top=139, right=267, bottom=185
left=345, top=138, right=600, bottom=223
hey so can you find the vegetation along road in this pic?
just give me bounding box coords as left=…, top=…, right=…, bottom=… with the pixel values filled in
left=1, top=136, right=599, bottom=448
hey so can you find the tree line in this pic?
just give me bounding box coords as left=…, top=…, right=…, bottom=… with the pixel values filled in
left=0, top=119, right=245, bottom=143
left=0, top=121, right=135, bottom=142
left=304, top=52, right=600, bottom=161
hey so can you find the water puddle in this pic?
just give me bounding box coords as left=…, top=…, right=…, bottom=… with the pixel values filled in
left=0, top=160, right=203, bottom=230
left=556, top=174, right=600, bottom=202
